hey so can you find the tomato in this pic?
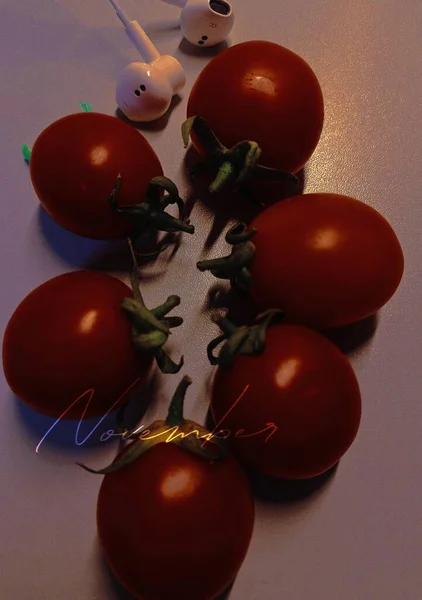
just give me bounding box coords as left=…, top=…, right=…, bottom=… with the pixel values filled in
left=97, top=445, right=254, bottom=600
left=93, top=377, right=255, bottom=600
left=186, top=40, right=324, bottom=185
left=29, top=112, right=163, bottom=239
left=249, top=193, right=404, bottom=328
left=198, top=193, right=404, bottom=329
left=2, top=271, right=153, bottom=419
left=210, top=322, right=361, bottom=479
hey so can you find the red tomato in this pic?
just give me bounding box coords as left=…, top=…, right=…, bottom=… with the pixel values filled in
left=29, top=112, right=163, bottom=239
left=210, top=324, right=361, bottom=479
left=248, top=193, right=404, bottom=328
left=2, top=271, right=152, bottom=419
left=186, top=40, right=324, bottom=176
left=97, top=442, right=255, bottom=600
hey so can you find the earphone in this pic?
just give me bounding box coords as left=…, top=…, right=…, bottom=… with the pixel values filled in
left=161, top=0, right=234, bottom=47
left=108, top=0, right=186, bottom=123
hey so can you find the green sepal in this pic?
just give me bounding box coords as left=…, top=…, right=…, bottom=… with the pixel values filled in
left=76, top=438, right=149, bottom=475
left=182, top=115, right=298, bottom=195
left=79, top=102, right=93, bottom=112
left=110, top=174, right=194, bottom=238
left=77, top=376, right=228, bottom=475
left=197, top=223, right=257, bottom=291
left=123, top=239, right=184, bottom=374
left=21, top=144, right=31, bottom=164
left=207, top=309, right=285, bottom=368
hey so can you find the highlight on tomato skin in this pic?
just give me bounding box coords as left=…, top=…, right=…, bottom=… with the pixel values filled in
left=210, top=323, right=362, bottom=480
left=28, top=111, right=164, bottom=240
left=95, top=436, right=255, bottom=599
left=1, top=271, right=153, bottom=420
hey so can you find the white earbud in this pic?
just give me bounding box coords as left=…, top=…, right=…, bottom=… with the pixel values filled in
left=162, top=0, right=234, bottom=48
left=108, top=0, right=186, bottom=123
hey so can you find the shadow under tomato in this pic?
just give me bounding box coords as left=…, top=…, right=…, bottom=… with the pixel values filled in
left=205, top=409, right=337, bottom=503
left=115, top=93, right=182, bottom=133
left=181, top=148, right=262, bottom=250
left=202, top=283, right=259, bottom=326
left=13, top=373, right=160, bottom=453
left=182, top=146, right=305, bottom=250
left=201, top=279, right=378, bottom=357
left=321, top=313, right=378, bottom=356
left=215, top=582, right=234, bottom=600
left=38, top=205, right=112, bottom=268
left=38, top=205, right=179, bottom=274
left=84, top=232, right=182, bottom=275
left=95, top=543, right=138, bottom=600
left=246, top=463, right=338, bottom=504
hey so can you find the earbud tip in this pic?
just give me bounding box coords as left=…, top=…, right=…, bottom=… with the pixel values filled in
left=180, top=1, right=234, bottom=48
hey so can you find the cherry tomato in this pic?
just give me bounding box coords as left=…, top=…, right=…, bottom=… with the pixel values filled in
left=29, top=112, right=163, bottom=239
left=97, top=442, right=255, bottom=600
left=211, top=323, right=361, bottom=479
left=2, top=271, right=152, bottom=419
left=187, top=40, right=324, bottom=175
left=248, top=193, right=404, bottom=328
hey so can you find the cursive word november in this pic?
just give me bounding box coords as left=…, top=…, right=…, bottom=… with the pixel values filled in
left=35, top=381, right=277, bottom=453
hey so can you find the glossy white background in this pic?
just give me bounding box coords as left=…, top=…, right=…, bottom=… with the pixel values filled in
left=1, top=0, right=421, bottom=598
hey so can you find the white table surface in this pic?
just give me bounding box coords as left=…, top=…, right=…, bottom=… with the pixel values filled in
left=1, top=0, right=422, bottom=598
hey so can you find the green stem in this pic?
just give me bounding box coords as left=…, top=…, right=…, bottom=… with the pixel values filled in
left=196, top=224, right=256, bottom=291
left=225, top=223, right=257, bottom=245
left=109, top=175, right=195, bottom=237
left=208, top=309, right=284, bottom=368
left=123, top=238, right=184, bottom=374
left=211, top=315, right=239, bottom=338
left=209, top=161, right=237, bottom=193
left=197, top=257, right=231, bottom=273
left=154, top=347, right=184, bottom=374
left=151, top=296, right=181, bottom=320
left=182, top=116, right=225, bottom=154
left=127, top=236, right=145, bottom=305
left=182, top=115, right=298, bottom=195
left=77, top=376, right=228, bottom=475
left=237, top=141, right=262, bottom=184
left=165, top=375, right=191, bottom=427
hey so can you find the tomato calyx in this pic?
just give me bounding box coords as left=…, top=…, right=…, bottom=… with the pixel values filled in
left=207, top=309, right=284, bottom=368
left=109, top=174, right=195, bottom=237
left=21, top=144, right=31, bottom=164
left=197, top=223, right=256, bottom=291
left=77, top=376, right=228, bottom=475
left=123, top=239, right=184, bottom=374
left=182, top=115, right=298, bottom=195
